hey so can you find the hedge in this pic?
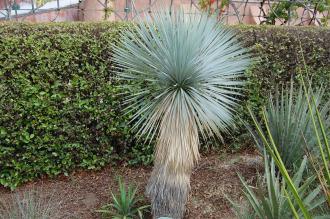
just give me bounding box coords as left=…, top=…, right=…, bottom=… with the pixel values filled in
left=231, top=25, right=330, bottom=143
left=0, top=22, right=329, bottom=189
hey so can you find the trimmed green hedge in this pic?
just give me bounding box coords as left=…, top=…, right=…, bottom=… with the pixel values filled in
left=231, top=26, right=330, bottom=145
left=0, top=23, right=329, bottom=189
left=237, top=26, right=330, bottom=109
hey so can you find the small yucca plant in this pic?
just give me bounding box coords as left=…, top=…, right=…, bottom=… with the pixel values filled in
left=250, top=82, right=330, bottom=169
left=97, top=178, right=149, bottom=219
left=230, top=151, right=326, bottom=219
left=0, top=189, right=62, bottom=219
left=113, top=7, right=251, bottom=218
left=248, top=79, right=330, bottom=218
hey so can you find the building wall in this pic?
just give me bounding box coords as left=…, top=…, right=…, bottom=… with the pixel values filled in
left=17, top=7, right=79, bottom=22
left=0, top=0, right=328, bottom=25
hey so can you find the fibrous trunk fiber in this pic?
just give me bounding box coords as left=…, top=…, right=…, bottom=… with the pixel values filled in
left=146, top=112, right=200, bottom=219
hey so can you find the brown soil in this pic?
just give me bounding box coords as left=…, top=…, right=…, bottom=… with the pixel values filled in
left=0, top=150, right=262, bottom=219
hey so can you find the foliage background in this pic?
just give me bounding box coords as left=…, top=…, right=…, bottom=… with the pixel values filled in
left=0, top=23, right=329, bottom=189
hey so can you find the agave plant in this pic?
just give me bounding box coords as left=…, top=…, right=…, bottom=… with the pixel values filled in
left=230, top=151, right=327, bottom=219
left=97, top=178, right=149, bottom=219
left=113, top=8, right=251, bottom=218
left=250, top=82, right=330, bottom=169
left=248, top=81, right=330, bottom=218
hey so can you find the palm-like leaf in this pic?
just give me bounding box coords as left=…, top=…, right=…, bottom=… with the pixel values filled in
left=113, top=9, right=250, bottom=140
left=113, top=8, right=251, bottom=218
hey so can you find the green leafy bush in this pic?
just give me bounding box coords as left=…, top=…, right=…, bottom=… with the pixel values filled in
left=0, top=23, right=329, bottom=189
left=0, top=22, right=141, bottom=189
left=228, top=25, right=330, bottom=150
left=235, top=25, right=330, bottom=120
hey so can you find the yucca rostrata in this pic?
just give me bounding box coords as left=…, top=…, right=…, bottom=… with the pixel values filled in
left=113, top=9, right=251, bottom=218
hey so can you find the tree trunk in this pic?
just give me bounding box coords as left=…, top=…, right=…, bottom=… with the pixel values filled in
left=146, top=113, right=199, bottom=218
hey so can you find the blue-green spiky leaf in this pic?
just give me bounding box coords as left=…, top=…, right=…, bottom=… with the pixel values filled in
left=113, top=9, right=251, bottom=140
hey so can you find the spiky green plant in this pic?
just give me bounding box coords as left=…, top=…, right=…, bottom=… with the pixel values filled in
left=0, top=189, right=62, bottom=219
left=97, top=178, right=149, bottom=219
left=230, top=151, right=327, bottom=219
left=112, top=8, right=251, bottom=218
left=248, top=81, right=330, bottom=218
left=245, top=43, right=330, bottom=217
left=250, top=83, right=330, bottom=169
left=298, top=42, right=330, bottom=205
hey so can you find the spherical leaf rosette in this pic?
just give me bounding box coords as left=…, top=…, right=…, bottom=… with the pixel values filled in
left=113, top=9, right=251, bottom=140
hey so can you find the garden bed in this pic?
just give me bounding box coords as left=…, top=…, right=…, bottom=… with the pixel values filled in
left=0, top=150, right=261, bottom=219
left=0, top=23, right=329, bottom=189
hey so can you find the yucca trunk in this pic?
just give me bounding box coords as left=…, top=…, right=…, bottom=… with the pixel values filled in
left=146, top=106, right=200, bottom=218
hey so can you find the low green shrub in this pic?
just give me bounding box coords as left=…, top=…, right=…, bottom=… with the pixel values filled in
left=231, top=26, right=330, bottom=142
left=0, top=23, right=329, bottom=189
left=0, top=22, right=140, bottom=189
